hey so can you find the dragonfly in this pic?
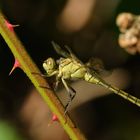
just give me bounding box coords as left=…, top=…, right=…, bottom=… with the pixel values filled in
left=42, top=41, right=140, bottom=113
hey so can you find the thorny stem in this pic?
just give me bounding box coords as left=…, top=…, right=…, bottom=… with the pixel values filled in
left=0, top=11, right=86, bottom=140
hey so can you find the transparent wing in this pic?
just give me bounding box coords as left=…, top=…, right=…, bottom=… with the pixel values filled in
left=52, top=41, right=84, bottom=65
left=52, top=41, right=111, bottom=76
left=64, top=45, right=84, bottom=64
left=86, top=57, right=112, bottom=77
left=51, top=41, right=70, bottom=58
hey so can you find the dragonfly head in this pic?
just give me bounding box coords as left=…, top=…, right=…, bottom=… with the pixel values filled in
left=43, top=57, right=57, bottom=75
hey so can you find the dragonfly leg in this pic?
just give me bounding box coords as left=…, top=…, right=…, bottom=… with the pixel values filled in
left=39, top=85, right=52, bottom=90
left=31, top=72, right=47, bottom=77
left=64, top=85, right=76, bottom=114
left=31, top=72, right=53, bottom=90
left=61, top=78, right=76, bottom=113
left=53, top=77, right=60, bottom=91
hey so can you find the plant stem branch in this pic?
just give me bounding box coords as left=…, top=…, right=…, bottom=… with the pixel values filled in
left=0, top=11, right=86, bottom=140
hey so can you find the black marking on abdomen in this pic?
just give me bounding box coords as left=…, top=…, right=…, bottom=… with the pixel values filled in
left=72, top=67, right=81, bottom=74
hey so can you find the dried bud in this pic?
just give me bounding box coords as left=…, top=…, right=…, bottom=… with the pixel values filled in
left=116, top=13, right=135, bottom=32
left=125, top=47, right=137, bottom=55
left=119, top=34, right=138, bottom=48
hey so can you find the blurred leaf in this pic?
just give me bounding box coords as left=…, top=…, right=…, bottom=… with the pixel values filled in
left=0, top=120, right=24, bottom=140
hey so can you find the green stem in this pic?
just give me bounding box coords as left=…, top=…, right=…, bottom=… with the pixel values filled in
left=0, top=11, right=86, bottom=140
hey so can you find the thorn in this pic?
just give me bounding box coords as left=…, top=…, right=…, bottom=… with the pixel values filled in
left=52, top=114, right=59, bottom=122
left=48, top=114, right=59, bottom=127
left=9, top=59, right=20, bottom=75
left=5, top=20, right=19, bottom=32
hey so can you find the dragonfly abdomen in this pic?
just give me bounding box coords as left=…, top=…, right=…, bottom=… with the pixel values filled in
left=99, top=81, right=140, bottom=107
left=84, top=72, right=103, bottom=84
left=84, top=72, right=140, bottom=107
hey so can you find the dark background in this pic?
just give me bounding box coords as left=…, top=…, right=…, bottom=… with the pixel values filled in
left=0, top=0, right=140, bottom=140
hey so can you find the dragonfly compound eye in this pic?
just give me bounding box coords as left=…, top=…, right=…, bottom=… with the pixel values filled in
left=43, top=58, right=56, bottom=73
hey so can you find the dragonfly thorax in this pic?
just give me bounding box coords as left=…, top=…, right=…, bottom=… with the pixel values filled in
left=58, top=58, right=87, bottom=79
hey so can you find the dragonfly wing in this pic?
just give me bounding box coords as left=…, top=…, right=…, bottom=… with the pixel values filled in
left=64, top=45, right=84, bottom=64
left=51, top=41, right=70, bottom=58
left=64, top=45, right=111, bottom=77
left=86, top=57, right=112, bottom=77
left=52, top=42, right=99, bottom=75
left=52, top=41, right=85, bottom=65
